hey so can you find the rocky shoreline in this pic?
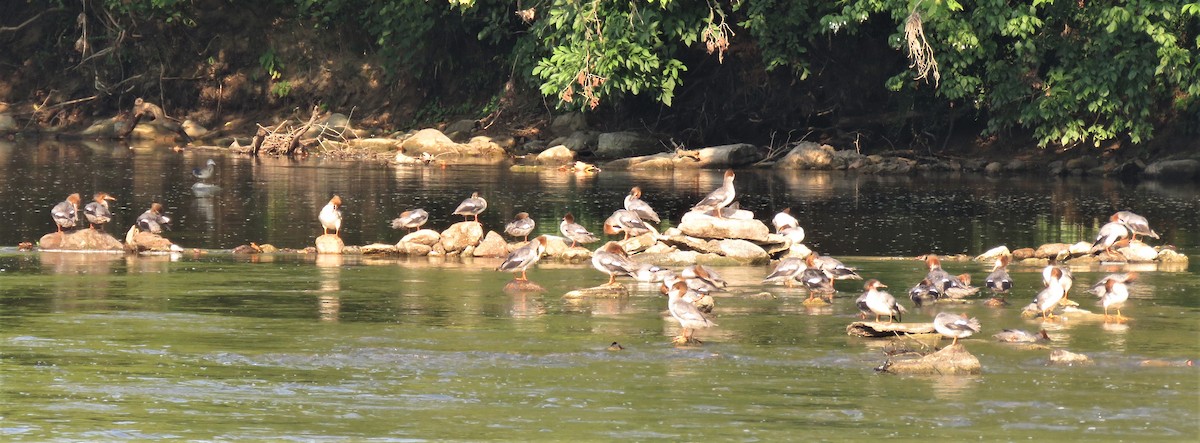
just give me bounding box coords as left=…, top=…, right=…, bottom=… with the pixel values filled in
left=2, top=108, right=1198, bottom=181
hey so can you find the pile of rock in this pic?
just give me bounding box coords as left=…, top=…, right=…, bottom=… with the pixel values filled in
left=975, top=243, right=1187, bottom=266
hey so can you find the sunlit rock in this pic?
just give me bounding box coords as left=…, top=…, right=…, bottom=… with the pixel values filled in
left=128, top=230, right=176, bottom=252
left=678, top=211, right=770, bottom=242
left=535, top=145, right=574, bottom=165
left=1068, top=241, right=1093, bottom=256
left=543, top=235, right=592, bottom=261
left=672, top=143, right=760, bottom=169
left=396, top=241, right=433, bottom=256
left=472, top=231, right=509, bottom=257
left=617, top=232, right=659, bottom=254
left=777, top=142, right=835, bottom=169
left=974, top=245, right=1010, bottom=262
left=350, top=138, right=401, bottom=152
left=440, top=221, right=484, bottom=253
left=503, top=279, right=546, bottom=294
left=847, top=321, right=936, bottom=338
left=562, top=284, right=629, bottom=299
left=779, top=242, right=812, bottom=259
left=182, top=120, right=208, bottom=139
left=1118, top=241, right=1159, bottom=263
left=401, top=229, right=441, bottom=246
left=38, top=229, right=123, bottom=251
left=1034, top=243, right=1071, bottom=259
left=315, top=234, right=344, bottom=254
left=1011, top=247, right=1036, bottom=260
left=1156, top=248, right=1189, bottom=264
left=361, top=243, right=399, bottom=255
left=399, top=128, right=455, bottom=156
left=879, top=343, right=981, bottom=375
left=716, top=239, right=769, bottom=265
left=594, top=131, right=659, bottom=159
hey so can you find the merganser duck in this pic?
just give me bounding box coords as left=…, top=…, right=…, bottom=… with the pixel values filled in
left=798, top=267, right=835, bottom=301
left=623, top=187, right=660, bottom=223
left=319, top=195, right=343, bottom=235
left=993, top=329, right=1051, bottom=343
left=1113, top=211, right=1159, bottom=241
left=633, top=262, right=673, bottom=283
left=933, top=312, right=981, bottom=346
left=559, top=213, right=597, bottom=247
left=763, top=257, right=806, bottom=288
left=592, top=242, right=639, bottom=285
left=772, top=207, right=799, bottom=232
left=603, top=209, right=653, bottom=240
left=942, top=273, right=980, bottom=299
left=691, top=169, right=736, bottom=217
left=922, top=254, right=971, bottom=294
left=1091, top=272, right=1136, bottom=321
left=1034, top=266, right=1066, bottom=319
left=51, top=193, right=81, bottom=234
left=503, top=212, right=536, bottom=241
left=909, top=279, right=941, bottom=307
left=136, top=202, right=172, bottom=234
left=984, top=255, right=1013, bottom=306
left=682, top=265, right=728, bottom=292
left=192, top=159, right=216, bottom=180
left=1091, top=218, right=1131, bottom=255
left=861, top=279, right=905, bottom=323
left=666, top=280, right=717, bottom=344
left=83, top=192, right=116, bottom=231
left=390, top=208, right=429, bottom=232
left=1042, top=263, right=1074, bottom=301
left=497, top=235, right=548, bottom=281
left=662, top=272, right=714, bottom=313
left=806, top=253, right=861, bottom=280
left=453, top=192, right=487, bottom=222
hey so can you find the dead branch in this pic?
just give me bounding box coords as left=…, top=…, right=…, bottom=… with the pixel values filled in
left=0, top=7, right=65, bottom=33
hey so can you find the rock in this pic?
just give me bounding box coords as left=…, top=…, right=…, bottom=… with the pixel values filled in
left=1065, top=156, right=1097, bottom=172
left=716, top=239, right=770, bottom=264
left=130, top=231, right=175, bottom=252
left=1068, top=241, right=1093, bottom=256
left=678, top=211, right=770, bottom=242
left=315, top=234, right=344, bottom=254
left=757, top=234, right=791, bottom=256
left=846, top=321, right=937, bottom=338
left=780, top=243, right=812, bottom=259
left=672, top=143, right=761, bottom=169
left=535, top=145, right=575, bottom=165
left=350, top=138, right=401, bottom=152
left=38, top=229, right=123, bottom=251
left=1118, top=241, right=1159, bottom=263
left=617, top=232, right=659, bottom=254
left=399, top=128, right=456, bottom=156
left=1004, top=159, right=1028, bottom=172
left=974, top=245, right=1011, bottom=262
left=440, top=221, right=484, bottom=253
left=81, top=117, right=121, bottom=137
left=401, top=229, right=441, bottom=246
left=0, top=113, right=16, bottom=132
left=550, top=112, right=588, bottom=136
left=776, top=142, right=835, bottom=169
left=131, top=121, right=183, bottom=141
left=880, top=343, right=981, bottom=375
left=444, top=119, right=477, bottom=141
left=1049, top=349, right=1093, bottom=366
left=181, top=120, right=208, bottom=139
left=396, top=241, right=433, bottom=256
left=857, top=157, right=916, bottom=174
left=563, top=284, right=629, bottom=299
left=984, top=162, right=1003, bottom=174
left=473, top=231, right=509, bottom=257
left=1143, top=159, right=1199, bottom=181
left=543, top=236, right=592, bottom=261
left=1156, top=249, right=1189, bottom=263
left=462, top=136, right=510, bottom=160
left=662, top=234, right=721, bottom=255
left=1012, top=247, right=1036, bottom=260
left=259, top=244, right=279, bottom=253
left=1047, top=160, right=1066, bottom=176
left=547, top=130, right=599, bottom=153
left=594, top=131, right=661, bottom=159
left=626, top=154, right=676, bottom=170
left=503, top=279, right=546, bottom=293
left=1034, top=243, right=1072, bottom=259
left=361, top=243, right=399, bottom=254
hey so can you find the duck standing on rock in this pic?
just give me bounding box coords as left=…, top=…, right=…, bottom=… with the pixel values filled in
left=1113, top=211, right=1159, bottom=241
left=192, top=159, right=217, bottom=180
left=1091, top=217, right=1131, bottom=255
left=1030, top=266, right=1066, bottom=320
left=682, top=264, right=728, bottom=293
left=453, top=192, right=487, bottom=223
left=807, top=253, right=861, bottom=280
left=772, top=207, right=805, bottom=243
left=83, top=192, right=117, bottom=231
left=860, top=280, right=905, bottom=322
left=933, top=312, right=981, bottom=346
left=603, top=209, right=653, bottom=240
left=592, top=242, right=638, bottom=286
left=763, top=257, right=807, bottom=288
left=666, top=280, right=717, bottom=345
left=504, top=212, right=536, bottom=241
left=51, top=193, right=81, bottom=236
left=136, top=203, right=172, bottom=234
left=623, top=187, right=660, bottom=223
left=1042, top=263, right=1074, bottom=302
left=1092, top=272, right=1136, bottom=321
left=692, top=169, right=736, bottom=218
left=559, top=213, right=597, bottom=247
left=497, top=235, right=548, bottom=281
left=319, top=195, right=343, bottom=236
left=983, top=255, right=1013, bottom=306
left=391, top=208, right=429, bottom=232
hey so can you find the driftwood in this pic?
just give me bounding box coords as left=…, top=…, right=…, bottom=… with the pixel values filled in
left=119, top=98, right=191, bottom=142
left=252, top=105, right=320, bottom=156
left=878, top=343, right=981, bottom=375
left=847, top=321, right=936, bottom=338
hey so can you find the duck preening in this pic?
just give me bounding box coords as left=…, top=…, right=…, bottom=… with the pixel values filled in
left=51, top=193, right=82, bottom=235
left=691, top=169, right=736, bottom=217
left=504, top=212, right=536, bottom=241
left=319, top=195, right=343, bottom=236
left=497, top=235, right=548, bottom=281
left=391, top=208, right=429, bottom=232
left=136, top=202, right=172, bottom=234
left=934, top=312, right=981, bottom=346
left=453, top=192, right=487, bottom=223
left=666, top=280, right=717, bottom=345
left=83, top=192, right=116, bottom=231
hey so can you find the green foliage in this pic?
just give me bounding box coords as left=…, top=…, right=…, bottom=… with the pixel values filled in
left=259, top=49, right=284, bottom=81
left=271, top=81, right=293, bottom=98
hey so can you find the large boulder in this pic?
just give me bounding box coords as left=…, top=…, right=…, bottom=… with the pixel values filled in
left=678, top=211, right=770, bottom=242
left=473, top=231, right=509, bottom=257
left=129, top=231, right=176, bottom=252
left=880, top=343, right=981, bottom=375
left=594, top=131, right=661, bottom=159
left=401, top=229, right=441, bottom=246
left=550, top=112, right=588, bottom=137
left=444, top=119, right=477, bottom=141
left=440, top=221, right=484, bottom=253
left=716, top=239, right=770, bottom=264
left=350, top=138, right=401, bottom=152
left=1034, top=243, right=1072, bottom=259
left=974, top=245, right=1011, bottom=262
left=1143, top=159, right=1199, bottom=181
left=603, top=153, right=675, bottom=170
left=1118, top=242, right=1159, bottom=263
left=776, top=142, right=837, bottom=169
left=547, top=130, right=599, bottom=153
left=535, top=145, right=575, bottom=165
left=399, top=128, right=456, bottom=156
left=38, top=229, right=123, bottom=251
left=396, top=241, right=433, bottom=256
left=672, top=144, right=761, bottom=169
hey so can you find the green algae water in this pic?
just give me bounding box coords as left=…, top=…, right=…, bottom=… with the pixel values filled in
left=1, top=140, right=1198, bottom=440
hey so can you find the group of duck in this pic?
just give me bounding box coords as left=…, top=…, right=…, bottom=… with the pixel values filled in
left=50, top=193, right=173, bottom=237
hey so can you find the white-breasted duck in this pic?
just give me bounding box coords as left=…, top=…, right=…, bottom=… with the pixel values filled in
left=559, top=213, right=598, bottom=247
left=933, top=312, right=981, bottom=346
left=136, top=202, right=172, bottom=234
left=592, top=242, right=639, bottom=286
left=51, top=193, right=81, bottom=234
left=1113, top=211, right=1159, bottom=241
left=603, top=209, right=653, bottom=240
left=391, top=208, right=429, bottom=232
left=503, top=212, right=536, bottom=241
left=453, top=192, right=487, bottom=223
left=860, top=279, right=905, bottom=323
left=623, top=187, right=660, bottom=223
left=1091, top=217, right=1131, bottom=255
left=983, top=255, right=1013, bottom=306
left=763, top=257, right=807, bottom=288
left=497, top=235, right=548, bottom=281
left=319, top=195, right=343, bottom=236
left=665, top=280, right=717, bottom=345
left=1091, top=272, right=1137, bottom=321
left=83, top=192, right=116, bottom=231
left=691, top=169, right=736, bottom=218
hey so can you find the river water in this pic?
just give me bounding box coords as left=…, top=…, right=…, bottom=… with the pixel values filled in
left=1, top=140, right=1197, bottom=440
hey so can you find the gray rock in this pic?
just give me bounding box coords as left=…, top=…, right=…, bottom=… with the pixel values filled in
left=473, top=231, right=509, bottom=257
left=440, top=221, right=484, bottom=253
left=595, top=131, right=661, bottom=159
left=678, top=211, right=770, bottom=242
left=672, top=143, right=761, bottom=169
left=984, top=162, right=1003, bottom=174
left=1143, top=159, right=1199, bottom=181
left=716, top=239, right=770, bottom=264
left=315, top=234, right=344, bottom=254
left=550, top=112, right=588, bottom=136
left=1004, top=159, right=1028, bottom=172
left=401, top=229, right=441, bottom=246
left=444, top=119, right=477, bottom=141
left=548, top=130, right=599, bottom=153
left=776, top=142, right=835, bottom=169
